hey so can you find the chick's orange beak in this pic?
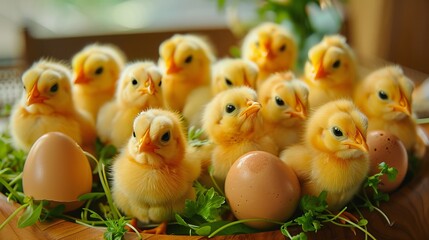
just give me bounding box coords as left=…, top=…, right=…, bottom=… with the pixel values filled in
left=26, top=82, right=48, bottom=105
left=74, top=69, right=91, bottom=84
left=262, top=41, right=275, bottom=60
left=138, top=129, right=159, bottom=153
left=314, top=60, right=327, bottom=80
left=139, top=75, right=156, bottom=95
left=391, top=93, right=411, bottom=116
left=345, top=130, right=369, bottom=153
left=166, top=54, right=182, bottom=74
left=288, top=98, right=307, bottom=120
left=240, top=100, right=261, bottom=118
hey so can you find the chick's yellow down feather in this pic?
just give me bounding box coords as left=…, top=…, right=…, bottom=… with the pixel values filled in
left=202, top=86, right=278, bottom=187
left=280, top=99, right=369, bottom=210
left=258, top=71, right=309, bottom=150
left=182, top=58, right=259, bottom=129
left=158, top=34, right=215, bottom=112
left=211, top=58, right=258, bottom=95
left=112, top=109, right=201, bottom=231
left=354, top=65, right=427, bottom=158
left=71, top=43, right=126, bottom=120
left=97, top=61, right=164, bottom=148
left=241, top=22, right=297, bottom=88
left=303, top=35, right=358, bottom=109
left=10, top=60, right=96, bottom=152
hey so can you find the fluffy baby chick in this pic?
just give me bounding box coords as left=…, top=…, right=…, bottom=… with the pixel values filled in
left=258, top=71, right=309, bottom=150
left=211, top=58, right=258, bottom=95
left=10, top=60, right=96, bottom=152
left=354, top=65, right=427, bottom=158
left=71, top=43, right=126, bottom=120
left=182, top=58, right=259, bottom=129
left=97, top=61, right=163, bottom=148
left=158, top=34, right=215, bottom=112
left=303, top=34, right=358, bottom=109
left=112, top=109, right=201, bottom=234
left=202, top=86, right=278, bottom=187
left=280, top=99, right=369, bottom=210
left=241, top=22, right=297, bottom=88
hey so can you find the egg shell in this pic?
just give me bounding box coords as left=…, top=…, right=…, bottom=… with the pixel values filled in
left=22, top=132, right=93, bottom=212
left=225, top=151, right=300, bottom=230
left=367, top=130, right=408, bottom=192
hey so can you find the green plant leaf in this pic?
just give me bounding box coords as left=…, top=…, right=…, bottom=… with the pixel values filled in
left=18, top=201, right=43, bottom=228
left=195, top=225, right=211, bottom=236
left=78, top=192, right=106, bottom=201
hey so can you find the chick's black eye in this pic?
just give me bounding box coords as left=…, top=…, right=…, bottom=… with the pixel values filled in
left=161, top=131, right=170, bottom=142
left=332, top=127, right=343, bottom=137
left=275, top=96, right=285, bottom=106
left=279, top=44, right=286, bottom=52
left=225, top=104, right=236, bottom=113
left=378, top=90, right=388, bottom=100
left=185, top=55, right=193, bottom=64
left=132, top=79, right=138, bottom=86
left=50, top=83, right=58, bottom=92
left=95, top=67, right=104, bottom=75
left=332, top=60, right=341, bottom=69
left=132, top=131, right=136, bottom=138
left=255, top=41, right=259, bottom=47
left=225, top=78, right=233, bottom=86
left=158, top=80, right=162, bottom=87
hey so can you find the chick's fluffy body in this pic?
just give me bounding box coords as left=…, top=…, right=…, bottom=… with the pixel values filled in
left=97, top=61, right=163, bottom=148
left=112, top=109, right=200, bottom=223
left=280, top=100, right=370, bottom=210
left=202, top=87, right=278, bottom=184
left=159, top=34, right=215, bottom=112
left=71, top=44, right=126, bottom=120
left=10, top=60, right=95, bottom=151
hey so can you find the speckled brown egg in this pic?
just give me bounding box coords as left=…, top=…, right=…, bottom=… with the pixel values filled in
left=225, top=151, right=300, bottom=230
left=22, top=132, right=93, bottom=212
left=367, top=130, right=408, bottom=192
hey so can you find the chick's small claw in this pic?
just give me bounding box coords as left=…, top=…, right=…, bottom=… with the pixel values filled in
left=142, top=221, right=168, bottom=235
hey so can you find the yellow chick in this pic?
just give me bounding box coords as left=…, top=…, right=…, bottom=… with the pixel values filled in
left=96, top=61, right=164, bottom=148
left=280, top=99, right=369, bottom=210
left=10, top=59, right=96, bottom=152
left=71, top=43, right=126, bottom=120
left=111, top=109, right=201, bottom=234
left=211, top=58, right=259, bottom=95
left=258, top=71, right=309, bottom=150
left=158, top=34, right=215, bottom=112
left=202, top=86, right=278, bottom=187
left=303, top=34, right=358, bottom=109
left=241, top=22, right=297, bottom=89
left=182, top=58, right=259, bottom=129
left=354, top=65, right=427, bottom=158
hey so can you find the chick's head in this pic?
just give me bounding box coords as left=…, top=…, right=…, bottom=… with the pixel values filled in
left=359, top=65, right=414, bottom=120
left=128, top=109, right=186, bottom=166
left=259, top=72, right=309, bottom=126
left=211, top=58, right=258, bottom=95
left=23, top=60, right=74, bottom=113
left=203, top=86, right=262, bottom=144
left=159, top=34, right=215, bottom=77
left=305, top=35, right=357, bottom=86
left=72, top=44, right=125, bottom=91
left=242, top=22, right=297, bottom=72
left=306, top=100, right=369, bottom=159
left=116, top=61, right=163, bottom=108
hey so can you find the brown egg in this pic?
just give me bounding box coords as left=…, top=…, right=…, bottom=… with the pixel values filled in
left=225, top=151, right=300, bottom=230
left=367, top=130, right=408, bottom=192
left=22, top=132, right=93, bottom=212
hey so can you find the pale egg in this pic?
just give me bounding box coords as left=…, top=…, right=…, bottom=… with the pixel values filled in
left=225, top=151, right=300, bottom=230
left=22, top=132, right=93, bottom=212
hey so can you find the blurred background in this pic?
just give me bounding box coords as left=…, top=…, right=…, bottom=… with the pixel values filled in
left=0, top=0, right=428, bottom=108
